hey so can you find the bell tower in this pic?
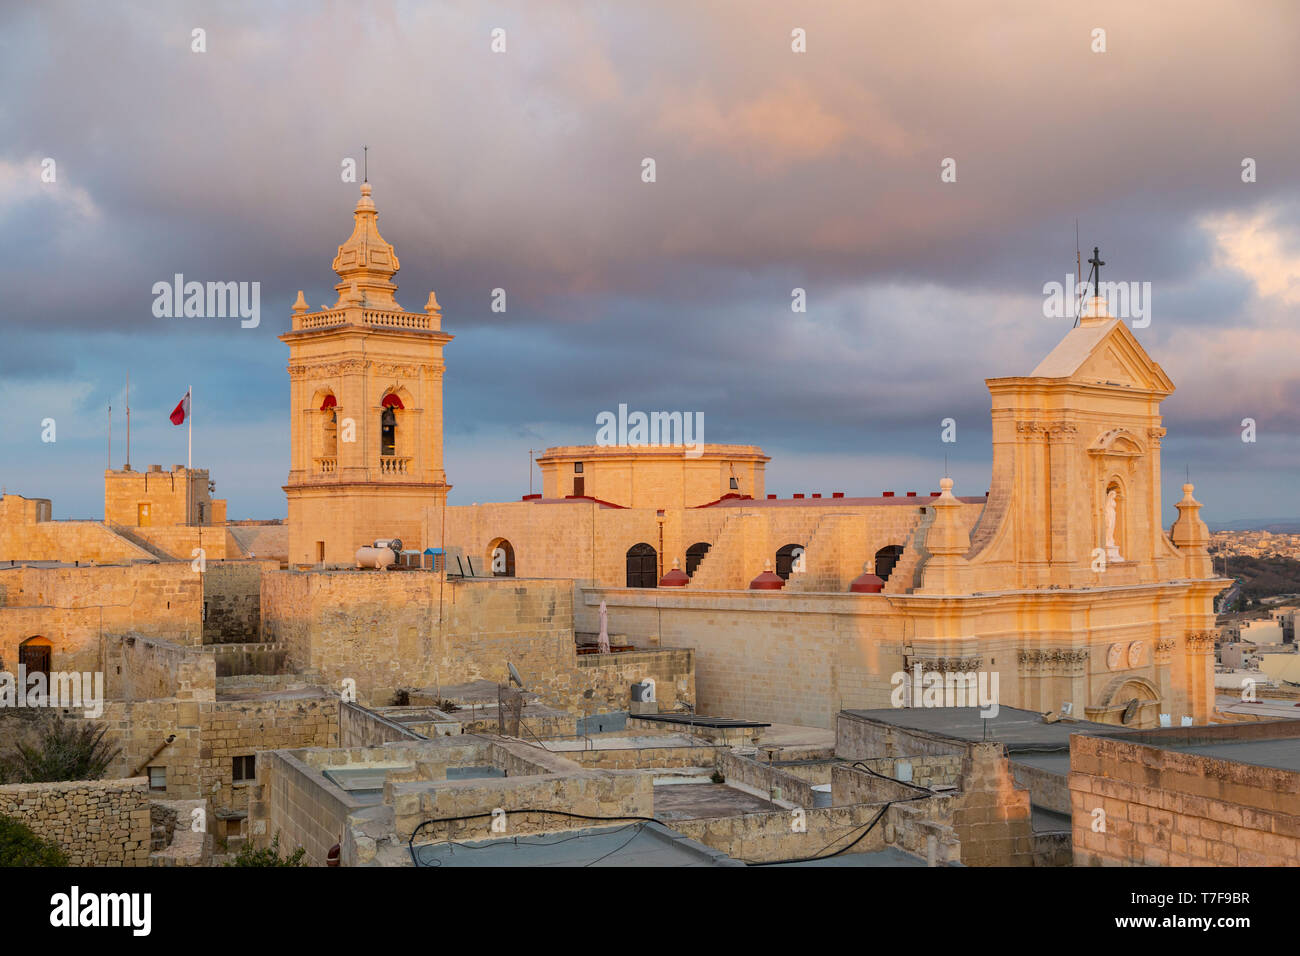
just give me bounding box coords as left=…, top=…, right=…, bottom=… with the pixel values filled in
left=281, top=182, right=452, bottom=565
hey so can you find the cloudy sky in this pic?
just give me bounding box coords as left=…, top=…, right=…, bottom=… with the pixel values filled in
left=3, top=1, right=1299, bottom=525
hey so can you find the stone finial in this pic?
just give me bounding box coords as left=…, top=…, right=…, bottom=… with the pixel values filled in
left=1171, top=482, right=1209, bottom=551
left=292, top=290, right=308, bottom=314
left=330, top=181, right=401, bottom=308
left=425, top=291, right=441, bottom=314
left=927, top=476, right=970, bottom=556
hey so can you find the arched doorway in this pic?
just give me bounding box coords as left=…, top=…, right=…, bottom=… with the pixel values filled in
left=19, top=636, right=51, bottom=682
left=775, top=543, right=804, bottom=580
left=626, top=543, right=658, bottom=588
left=685, top=542, right=711, bottom=578
left=488, top=538, right=516, bottom=577
left=875, top=545, right=904, bottom=581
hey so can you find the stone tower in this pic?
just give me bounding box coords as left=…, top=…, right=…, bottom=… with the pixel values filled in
left=281, top=182, right=452, bottom=565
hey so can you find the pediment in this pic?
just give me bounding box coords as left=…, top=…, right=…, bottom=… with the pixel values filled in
left=1031, top=320, right=1174, bottom=395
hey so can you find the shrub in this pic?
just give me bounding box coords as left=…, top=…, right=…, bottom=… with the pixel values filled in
left=226, top=832, right=307, bottom=867
left=7, top=716, right=121, bottom=783
left=0, top=814, right=68, bottom=867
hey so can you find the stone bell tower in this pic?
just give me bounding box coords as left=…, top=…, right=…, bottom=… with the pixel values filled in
left=281, top=182, right=452, bottom=565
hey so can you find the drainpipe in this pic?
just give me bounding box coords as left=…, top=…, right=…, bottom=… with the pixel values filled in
left=131, top=734, right=176, bottom=778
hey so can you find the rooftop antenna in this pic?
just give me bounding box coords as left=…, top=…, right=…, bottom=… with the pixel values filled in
left=125, top=371, right=131, bottom=470
left=1074, top=219, right=1082, bottom=326
left=362, top=144, right=368, bottom=183
left=529, top=449, right=541, bottom=496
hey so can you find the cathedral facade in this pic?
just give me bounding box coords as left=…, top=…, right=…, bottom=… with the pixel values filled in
left=283, top=185, right=1227, bottom=729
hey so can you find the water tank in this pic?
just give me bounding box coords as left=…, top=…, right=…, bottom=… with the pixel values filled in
left=355, top=546, right=396, bottom=569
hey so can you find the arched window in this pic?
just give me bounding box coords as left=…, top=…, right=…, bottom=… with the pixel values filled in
left=380, top=393, right=404, bottom=460
left=19, top=636, right=51, bottom=682
left=875, top=545, right=905, bottom=581
left=685, top=542, right=711, bottom=578
left=775, top=543, right=805, bottom=580
left=489, top=538, right=516, bottom=577
left=626, top=543, right=658, bottom=588
left=323, top=409, right=338, bottom=457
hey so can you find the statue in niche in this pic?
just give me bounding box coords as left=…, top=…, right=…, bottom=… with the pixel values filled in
left=1105, top=487, right=1123, bottom=561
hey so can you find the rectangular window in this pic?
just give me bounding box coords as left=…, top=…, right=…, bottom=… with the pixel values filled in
left=316, top=541, right=325, bottom=563
left=232, top=755, right=256, bottom=782
left=573, top=462, right=583, bottom=474
left=148, top=767, right=166, bottom=792
left=729, top=477, right=739, bottom=490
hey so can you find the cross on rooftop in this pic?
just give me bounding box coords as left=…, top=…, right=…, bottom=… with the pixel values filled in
left=1088, top=246, right=1105, bottom=298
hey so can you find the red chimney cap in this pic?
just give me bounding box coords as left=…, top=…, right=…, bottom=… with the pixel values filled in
left=749, top=565, right=785, bottom=590
left=850, top=567, right=885, bottom=593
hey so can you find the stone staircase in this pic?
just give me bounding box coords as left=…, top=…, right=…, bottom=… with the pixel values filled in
left=883, top=508, right=937, bottom=594
left=106, top=522, right=176, bottom=561
left=784, top=513, right=865, bottom=592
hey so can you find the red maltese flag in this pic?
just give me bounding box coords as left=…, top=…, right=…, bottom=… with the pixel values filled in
left=169, top=390, right=190, bottom=426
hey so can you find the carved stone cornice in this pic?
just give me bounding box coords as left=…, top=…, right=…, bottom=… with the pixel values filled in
left=907, top=656, right=983, bottom=674
left=1046, top=422, right=1079, bottom=443
left=1017, top=647, right=1089, bottom=676
left=287, top=359, right=369, bottom=379
left=1154, top=637, right=1176, bottom=664
left=1185, top=631, right=1215, bottom=654
left=374, top=362, right=418, bottom=377
left=1148, top=427, right=1167, bottom=446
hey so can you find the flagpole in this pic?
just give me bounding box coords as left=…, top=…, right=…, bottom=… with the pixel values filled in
left=188, top=384, right=192, bottom=471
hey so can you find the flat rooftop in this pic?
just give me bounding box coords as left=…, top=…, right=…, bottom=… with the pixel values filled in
left=653, top=782, right=780, bottom=820
left=410, top=822, right=740, bottom=867
left=842, top=705, right=1121, bottom=753
left=1144, top=735, right=1300, bottom=773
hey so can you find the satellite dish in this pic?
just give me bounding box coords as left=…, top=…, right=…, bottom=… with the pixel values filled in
left=507, top=662, right=525, bottom=689
left=1121, top=698, right=1140, bottom=724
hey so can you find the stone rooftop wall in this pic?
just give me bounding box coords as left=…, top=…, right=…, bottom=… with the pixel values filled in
left=0, top=776, right=151, bottom=866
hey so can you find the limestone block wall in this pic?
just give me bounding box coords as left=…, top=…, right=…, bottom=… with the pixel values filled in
left=833, top=715, right=1053, bottom=866
left=389, top=770, right=653, bottom=843
left=567, top=743, right=725, bottom=770
left=261, top=571, right=575, bottom=704
left=339, top=701, right=427, bottom=746
left=129, top=526, right=228, bottom=561
left=0, top=777, right=151, bottom=866
left=0, top=495, right=158, bottom=563
left=101, top=695, right=338, bottom=812
left=104, top=467, right=217, bottom=528
left=720, top=751, right=817, bottom=807
left=105, top=634, right=216, bottom=702
left=580, top=588, right=906, bottom=728
left=200, top=696, right=339, bottom=811
left=561, top=648, right=694, bottom=715
left=844, top=754, right=965, bottom=793
left=202, top=560, right=274, bottom=642
left=1070, top=725, right=1300, bottom=866
left=250, top=748, right=358, bottom=866
left=670, top=800, right=959, bottom=865
left=0, top=563, right=204, bottom=677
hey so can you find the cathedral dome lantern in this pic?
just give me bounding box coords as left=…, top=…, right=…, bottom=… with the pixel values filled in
left=331, top=182, right=402, bottom=308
